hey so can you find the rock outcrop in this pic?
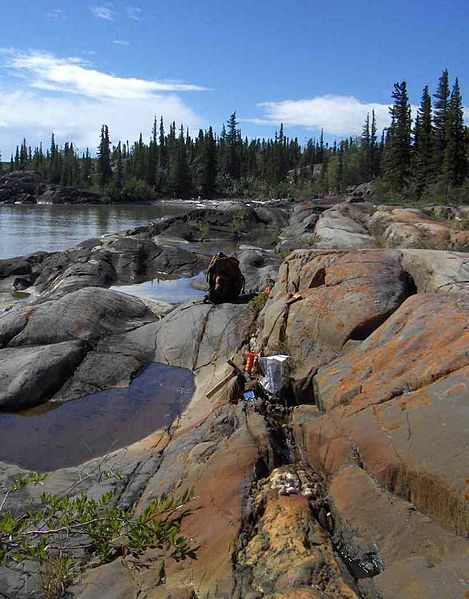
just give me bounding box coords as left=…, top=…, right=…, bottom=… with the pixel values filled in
left=0, top=287, right=159, bottom=409
left=0, top=233, right=206, bottom=300
left=278, top=199, right=469, bottom=253
left=259, top=249, right=415, bottom=401
left=151, top=202, right=289, bottom=243
left=0, top=171, right=107, bottom=205
left=1, top=199, right=469, bottom=599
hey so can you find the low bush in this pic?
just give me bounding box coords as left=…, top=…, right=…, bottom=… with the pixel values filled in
left=249, top=291, right=269, bottom=317
left=0, top=472, right=194, bottom=598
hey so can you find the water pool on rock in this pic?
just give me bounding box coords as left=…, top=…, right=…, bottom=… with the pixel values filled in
left=111, top=272, right=207, bottom=304
left=0, top=362, right=194, bottom=471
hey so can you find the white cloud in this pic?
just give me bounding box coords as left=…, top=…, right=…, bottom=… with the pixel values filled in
left=126, top=6, right=142, bottom=21
left=251, top=95, right=396, bottom=136
left=47, top=9, right=65, bottom=20
left=0, top=91, right=202, bottom=153
left=5, top=50, right=207, bottom=98
left=112, top=40, right=131, bottom=46
left=89, top=5, right=115, bottom=21
left=0, top=49, right=206, bottom=155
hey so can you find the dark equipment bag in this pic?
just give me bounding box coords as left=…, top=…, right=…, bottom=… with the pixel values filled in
left=206, top=253, right=245, bottom=303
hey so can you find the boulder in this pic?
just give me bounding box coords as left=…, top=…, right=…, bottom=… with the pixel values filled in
left=260, top=250, right=414, bottom=400
left=367, top=206, right=455, bottom=249
left=313, top=293, right=469, bottom=413
left=6, top=235, right=206, bottom=298
left=153, top=301, right=253, bottom=373
left=0, top=287, right=155, bottom=348
left=276, top=208, right=319, bottom=253
left=0, top=341, right=87, bottom=410
left=0, top=288, right=157, bottom=409
left=314, top=207, right=376, bottom=249
left=236, top=247, right=281, bottom=291
left=53, top=321, right=161, bottom=402
left=399, top=249, right=469, bottom=294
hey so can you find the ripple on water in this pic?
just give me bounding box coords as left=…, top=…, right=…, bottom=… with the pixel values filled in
left=0, top=363, right=194, bottom=472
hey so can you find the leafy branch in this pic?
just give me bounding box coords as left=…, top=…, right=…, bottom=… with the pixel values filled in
left=0, top=472, right=195, bottom=598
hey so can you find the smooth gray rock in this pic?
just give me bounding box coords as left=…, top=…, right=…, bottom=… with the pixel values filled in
left=315, top=207, right=377, bottom=249
left=0, top=287, right=155, bottom=348
left=0, top=288, right=158, bottom=409
left=236, top=247, right=280, bottom=291
left=400, top=249, right=469, bottom=294
left=154, top=301, right=253, bottom=372
left=0, top=341, right=87, bottom=409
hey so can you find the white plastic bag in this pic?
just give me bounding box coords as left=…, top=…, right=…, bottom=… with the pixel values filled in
left=258, top=355, right=289, bottom=395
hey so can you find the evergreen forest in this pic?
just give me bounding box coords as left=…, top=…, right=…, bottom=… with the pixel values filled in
left=2, top=69, right=468, bottom=204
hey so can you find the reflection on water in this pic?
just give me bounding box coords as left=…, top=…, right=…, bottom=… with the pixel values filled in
left=0, top=290, right=31, bottom=313
left=112, top=272, right=207, bottom=304
left=0, top=362, right=194, bottom=471
left=0, top=203, right=193, bottom=259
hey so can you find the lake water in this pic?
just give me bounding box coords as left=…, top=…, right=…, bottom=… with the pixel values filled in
left=0, top=203, right=273, bottom=307
left=0, top=203, right=195, bottom=260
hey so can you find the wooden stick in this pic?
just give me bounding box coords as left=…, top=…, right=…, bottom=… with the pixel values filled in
left=226, top=359, right=246, bottom=378
left=206, top=371, right=236, bottom=399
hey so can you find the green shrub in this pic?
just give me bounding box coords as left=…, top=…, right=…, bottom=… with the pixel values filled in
left=228, top=211, right=246, bottom=238
left=249, top=291, right=269, bottom=317
left=188, top=218, right=210, bottom=240
left=452, top=216, right=469, bottom=231
left=0, top=472, right=194, bottom=597
left=121, top=177, right=156, bottom=202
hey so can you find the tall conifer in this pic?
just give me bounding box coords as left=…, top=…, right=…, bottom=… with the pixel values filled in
left=440, top=78, right=467, bottom=187
left=433, top=69, right=450, bottom=173
left=382, top=81, right=412, bottom=192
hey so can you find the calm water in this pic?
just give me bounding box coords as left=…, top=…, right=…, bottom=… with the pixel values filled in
left=0, top=203, right=194, bottom=259
left=112, top=272, right=207, bottom=304
left=0, top=363, right=194, bottom=471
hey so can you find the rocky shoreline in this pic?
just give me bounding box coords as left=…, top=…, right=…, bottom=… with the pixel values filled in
left=0, top=198, right=468, bottom=598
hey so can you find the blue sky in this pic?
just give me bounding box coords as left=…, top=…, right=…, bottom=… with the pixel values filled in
left=0, top=0, right=468, bottom=155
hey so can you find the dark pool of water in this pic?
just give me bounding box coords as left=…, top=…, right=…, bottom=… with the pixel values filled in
left=0, top=362, right=194, bottom=472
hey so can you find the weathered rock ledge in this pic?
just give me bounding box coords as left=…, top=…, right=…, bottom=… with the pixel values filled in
left=0, top=202, right=468, bottom=598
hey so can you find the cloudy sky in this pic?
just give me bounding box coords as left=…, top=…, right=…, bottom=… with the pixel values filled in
left=0, top=0, right=468, bottom=155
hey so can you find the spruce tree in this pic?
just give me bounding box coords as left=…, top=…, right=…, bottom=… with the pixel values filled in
left=440, top=78, right=467, bottom=188
left=114, top=142, right=124, bottom=189
left=382, top=81, right=412, bottom=192
left=224, top=112, right=241, bottom=179
left=360, top=113, right=372, bottom=180
left=198, top=126, right=217, bottom=198
left=413, top=85, right=434, bottom=192
left=170, top=126, right=191, bottom=198
left=146, top=117, right=158, bottom=187
left=49, top=133, right=61, bottom=183
left=82, top=149, right=94, bottom=188
left=433, top=69, right=450, bottom=173
left=97, top=125, right=112, bottom=187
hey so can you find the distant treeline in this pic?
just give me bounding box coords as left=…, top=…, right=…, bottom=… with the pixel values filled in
left=1, top=69, right=468, bottom=203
